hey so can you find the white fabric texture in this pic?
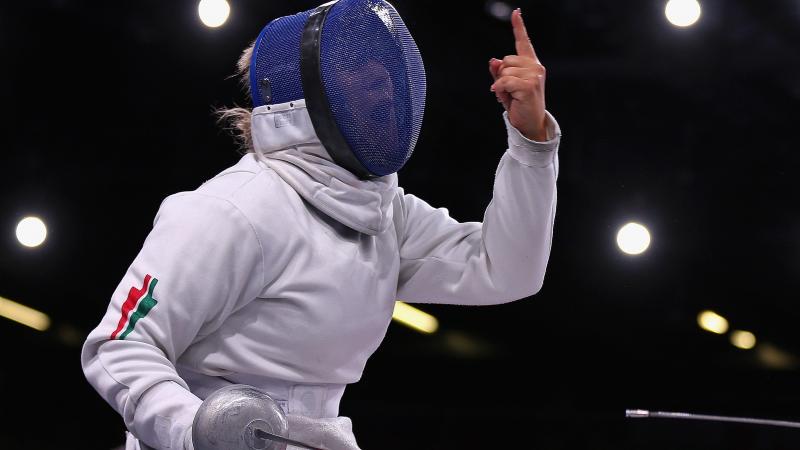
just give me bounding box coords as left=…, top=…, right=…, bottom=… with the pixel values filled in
left=81, top=100, right=560, bottom=449
left=287, top=415, right=361, bottom=450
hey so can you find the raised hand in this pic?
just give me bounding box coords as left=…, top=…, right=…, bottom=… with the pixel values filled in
left=489, top=8, right=548, bottom=141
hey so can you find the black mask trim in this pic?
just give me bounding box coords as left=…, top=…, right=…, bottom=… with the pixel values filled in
left=300, top=3, right=377, bottom=180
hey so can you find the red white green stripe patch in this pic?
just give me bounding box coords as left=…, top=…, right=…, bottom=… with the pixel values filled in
left=110, top=274, right=159, bottom=340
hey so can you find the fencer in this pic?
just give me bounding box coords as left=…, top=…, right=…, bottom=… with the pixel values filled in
left=81, top=1, right=561, bottom=448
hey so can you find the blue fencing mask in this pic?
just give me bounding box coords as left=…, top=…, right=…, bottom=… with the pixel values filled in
left=250, top=0, right=426, bottom=179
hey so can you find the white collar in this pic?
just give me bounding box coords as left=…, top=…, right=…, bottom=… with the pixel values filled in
left=251, top=100, right=397, bottom=236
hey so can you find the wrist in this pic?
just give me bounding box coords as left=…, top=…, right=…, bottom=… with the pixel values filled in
left=521, top=117, right=549, bottom=141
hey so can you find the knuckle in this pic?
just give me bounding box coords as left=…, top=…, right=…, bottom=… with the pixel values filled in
left=523, top=80, right=538, bottom=92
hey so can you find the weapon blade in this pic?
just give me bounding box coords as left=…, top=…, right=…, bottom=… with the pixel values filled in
left=254, top=428, right=321, bottom=449
left=626, top=409, right=800, bottom=429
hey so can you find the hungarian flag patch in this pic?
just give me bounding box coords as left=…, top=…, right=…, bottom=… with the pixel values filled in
left=110, top=274, right=159, bottom=340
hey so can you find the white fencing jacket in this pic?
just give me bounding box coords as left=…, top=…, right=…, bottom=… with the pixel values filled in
left=81, top=99, right=560, bottom=449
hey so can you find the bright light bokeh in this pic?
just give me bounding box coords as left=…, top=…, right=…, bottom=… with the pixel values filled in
left=198, top=0, right=230, bottom=28
left=697, top=310, right=728, bottom=334
left=665, top=0, right=702, bottom=27
left=731, top=330, right=756, bottom=350
left=0, top=296, right=50, bottom=331
left=756, top=343, right=798, bottom=370
left=616, top=222, right=651, bottom=255
left=393, top=301, right=439, bottom=334
left=486, top=1, right=514, bottom=21
left=16, top=216, right=47, bottom=248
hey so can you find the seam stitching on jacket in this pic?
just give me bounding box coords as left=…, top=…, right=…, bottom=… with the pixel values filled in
left=401, top=255, right=470, bottom=265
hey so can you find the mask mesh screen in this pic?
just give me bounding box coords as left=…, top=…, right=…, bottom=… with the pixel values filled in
left=320, top=0, right=426, bottom=176
left=251, top=11, right=312, bottom=105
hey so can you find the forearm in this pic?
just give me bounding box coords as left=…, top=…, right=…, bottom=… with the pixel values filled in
left=479, top=112, right=559, bottom=299
left=397, top=112, right=559, bottom=305
left=82, top=337, right=201, bottom=449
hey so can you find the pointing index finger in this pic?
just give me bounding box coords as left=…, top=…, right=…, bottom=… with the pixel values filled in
left=511, top=8, right=538, bottom=60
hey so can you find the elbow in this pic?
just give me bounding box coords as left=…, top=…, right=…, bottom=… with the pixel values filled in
left=496, top=264, right=546, bottom=304
left=530, top=267, right=547, bottom=295
left=508, top=245, right=551, bottom=299
left=482, top=241, right=551, bottom=304
left=473, top=269, right=544, bottom=306
left=508, top=271, right=545, bottom=301
left=81, top=347, right=129, bottom=418
left=80, top=335, right=106, bottom=385
left=524, top=273, right=545, bottom=298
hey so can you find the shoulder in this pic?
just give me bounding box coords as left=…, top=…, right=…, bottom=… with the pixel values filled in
left=165, top=153, right=296, bottom=220
left=194, top=153, right=277, bottom=201
left=156, top=153, right=300, bottom=245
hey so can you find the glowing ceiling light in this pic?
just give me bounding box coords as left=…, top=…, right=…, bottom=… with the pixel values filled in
left=486, top=1, right=514, bottom=21
left=697, top=310, right=728, bottom=335
left=0, top=296, right=51, bottom=331
left=756, top=343, right=798, bottom=370
left=665, top=0, right=702, bottom=27
left=616, top=222, right=651, bottom=255
left=16, top=216, right=47, bottom=248
left=730, top=330, right=756, bottom=350
left=393, top=301, right=439, bottom=334
left=198, top=0, right=230, bottom=28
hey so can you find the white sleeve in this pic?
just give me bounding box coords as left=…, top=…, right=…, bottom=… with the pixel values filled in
left=80, top=192, right=266, bottom=449
left=396, top=111, right=560, bottom=305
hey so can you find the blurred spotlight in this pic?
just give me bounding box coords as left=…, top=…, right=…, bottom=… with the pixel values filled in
left=0, top=296, right=51, bottom=331
left=56, top=323, right=84, bottom=347
left=616, top=222, right=651, bottom=255
left=16, top=216, right=47, bottom=248
left=198, top=0, right=230, bottom=28
left=730, top=330, right=756, bottom=350
left=757, top=343, right=799, bottom=370
left=485, top=1, right=514, bottom=21
left=443, top=330, right=494, bottom=359
left=393, top=301, right=439, bottom=334
left=665, top=0, right=702, bottom=27
left=697, top=310, right=728, bottom=334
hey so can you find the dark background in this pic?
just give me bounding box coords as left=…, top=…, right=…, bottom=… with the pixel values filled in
left=2, top=0, right=799, bottom=448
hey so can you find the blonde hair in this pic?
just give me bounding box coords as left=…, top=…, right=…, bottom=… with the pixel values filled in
left=216, top=43, right=256, bottom=153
